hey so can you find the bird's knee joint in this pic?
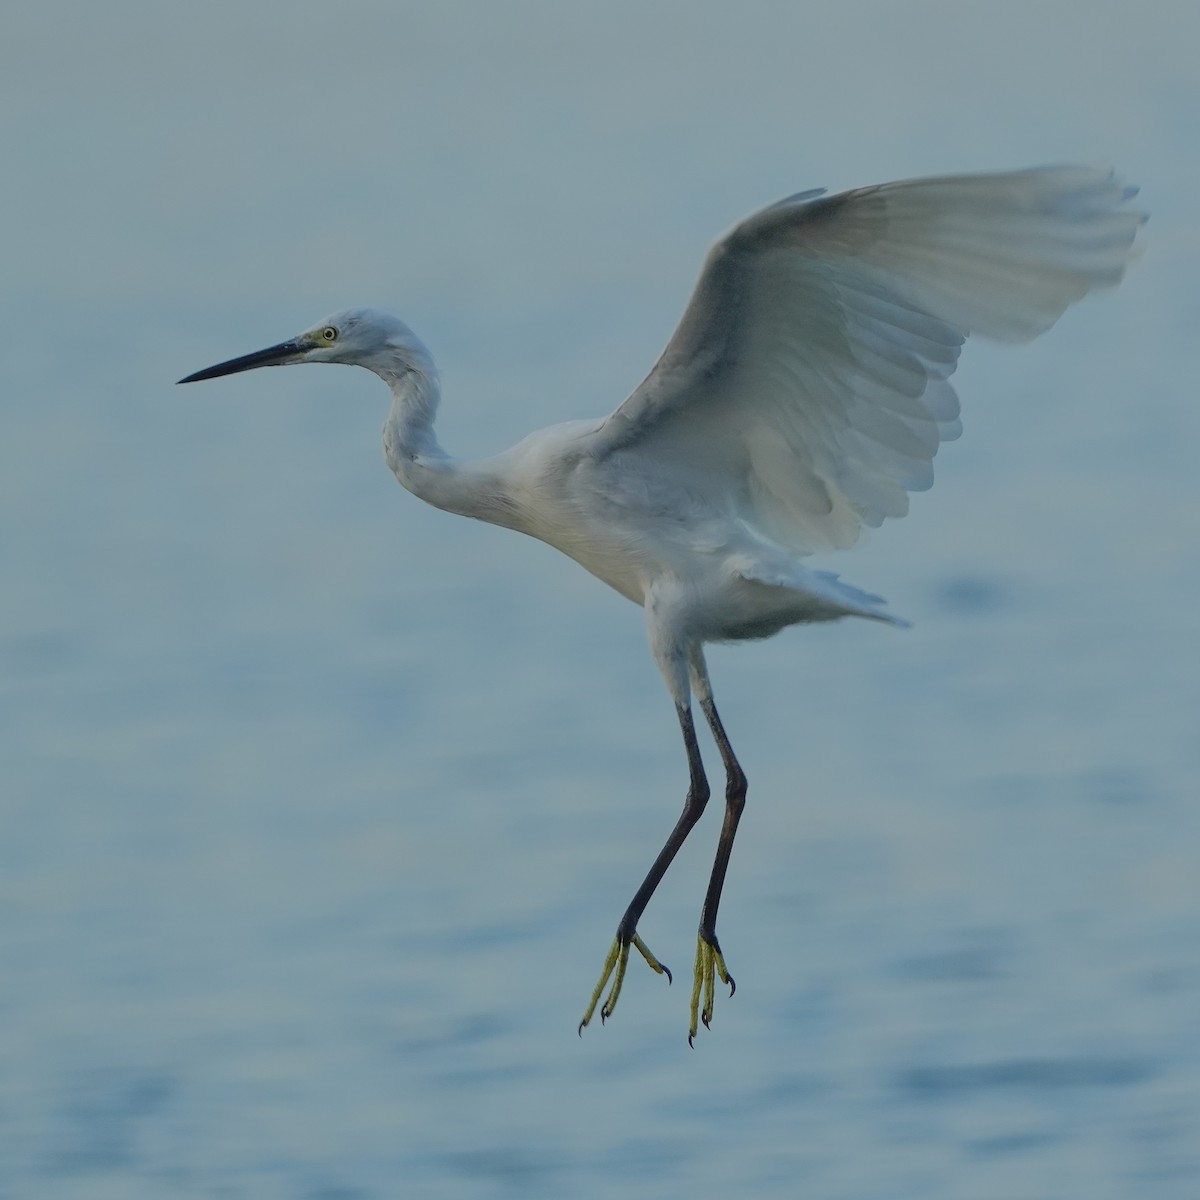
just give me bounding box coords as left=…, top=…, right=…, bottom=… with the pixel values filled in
left=684, top=780, right=711, bottom=820
left=725, top=771, right=747, bottom=811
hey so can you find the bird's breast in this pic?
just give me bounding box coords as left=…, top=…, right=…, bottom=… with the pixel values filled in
left=497, top=424, right=733, bottom=610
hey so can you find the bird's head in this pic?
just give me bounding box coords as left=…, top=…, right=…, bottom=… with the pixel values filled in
left=178, top=308, right=435, bottom=384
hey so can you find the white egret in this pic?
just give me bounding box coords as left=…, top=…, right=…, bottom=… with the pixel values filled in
left=180, top=166, right=1143, bottom=1042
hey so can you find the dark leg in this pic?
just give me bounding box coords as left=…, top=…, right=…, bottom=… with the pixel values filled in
left=688, top=694, right=748, bottom=1043
left=578, top=704, right=710, bottom=1033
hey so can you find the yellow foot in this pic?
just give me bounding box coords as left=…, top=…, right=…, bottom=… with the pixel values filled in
left=688, top=934, right=735, bottom=1045
left=578, top=932, right=672, bottom=1034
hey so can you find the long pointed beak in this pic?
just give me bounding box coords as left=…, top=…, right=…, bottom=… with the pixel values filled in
left=177, top=339, right=306, bottom=384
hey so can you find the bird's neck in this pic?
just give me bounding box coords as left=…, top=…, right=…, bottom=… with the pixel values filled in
left=379, top=363, right=516, bottom=527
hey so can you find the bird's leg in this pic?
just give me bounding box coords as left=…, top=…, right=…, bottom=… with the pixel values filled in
left=687, top=661, right=747, bottom=1043
left=578, top=703, right=710, bottom=1034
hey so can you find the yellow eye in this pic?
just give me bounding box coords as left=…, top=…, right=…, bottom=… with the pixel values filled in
left=321, top=326, right=338, bottom=342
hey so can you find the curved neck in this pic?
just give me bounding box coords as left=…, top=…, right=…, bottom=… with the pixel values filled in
left=378, top=363, right=516, bottom=527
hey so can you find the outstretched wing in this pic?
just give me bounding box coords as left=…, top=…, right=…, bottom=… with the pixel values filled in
left=590, top=167, right=1144, bottom=554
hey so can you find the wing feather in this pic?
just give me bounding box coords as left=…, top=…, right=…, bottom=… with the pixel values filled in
left=590, top=166, right=1143, bottom=554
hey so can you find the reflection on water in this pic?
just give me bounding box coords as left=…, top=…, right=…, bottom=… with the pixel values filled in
left=3, top=2, right=1199, bottom=1197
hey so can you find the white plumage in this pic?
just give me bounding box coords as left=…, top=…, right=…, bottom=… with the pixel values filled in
left=597, top=167, right=1141, bottom=555
left=180, top=165, right=1144, bottom=1042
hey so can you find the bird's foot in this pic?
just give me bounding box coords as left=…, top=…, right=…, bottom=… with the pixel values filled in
left=688, top=932, right=735, bottom=1045
left=578, top=931, right=671, bottom=1034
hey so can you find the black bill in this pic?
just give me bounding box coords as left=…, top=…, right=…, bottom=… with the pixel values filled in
left=177, top=338, right=306, bottom=384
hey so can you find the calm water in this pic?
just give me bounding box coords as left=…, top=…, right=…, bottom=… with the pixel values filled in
left=3, top=4, right=1199, bottom=1197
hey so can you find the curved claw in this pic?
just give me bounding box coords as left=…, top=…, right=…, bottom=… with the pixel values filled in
left=631, top=932, right=671, bottom=983
left=579, top=929, right=669, bottom=1034
left=688, top=933, right=735, bottom=1042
